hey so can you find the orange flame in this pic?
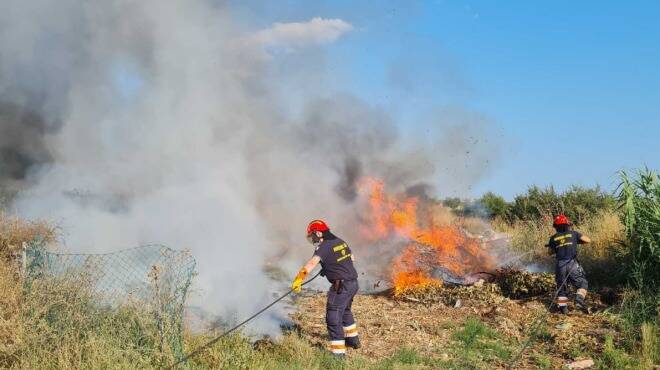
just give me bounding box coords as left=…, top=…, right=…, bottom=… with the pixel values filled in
left=358, top=177, right=494, bottom=293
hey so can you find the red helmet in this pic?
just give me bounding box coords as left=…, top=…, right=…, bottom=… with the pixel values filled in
left=553, top=214, right=571, bottom=227
left=307, top=219, right=329, bottom=236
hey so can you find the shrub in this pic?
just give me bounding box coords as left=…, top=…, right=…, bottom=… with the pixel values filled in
left=506, top=185, right=616, bottom=225
left=442, top=197, right=463, bottom=210
left=477, top=192, right=510, bottom=219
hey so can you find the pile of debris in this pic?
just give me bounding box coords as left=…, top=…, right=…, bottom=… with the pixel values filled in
left=492, top=267, right=555, bottom=299
left=393, top=280, right=505, bottom=306
left=392, top=267, right=556, bottom=304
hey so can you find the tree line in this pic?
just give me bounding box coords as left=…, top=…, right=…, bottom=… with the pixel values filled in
left=444, top=185, right=617, bottom=225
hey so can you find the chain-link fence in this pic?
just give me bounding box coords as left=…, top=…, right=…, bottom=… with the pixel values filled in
left=23, top=241, right=196, bottom=361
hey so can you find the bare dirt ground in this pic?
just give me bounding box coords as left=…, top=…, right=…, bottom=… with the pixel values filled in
left=291, top=290, right=618, bottom=369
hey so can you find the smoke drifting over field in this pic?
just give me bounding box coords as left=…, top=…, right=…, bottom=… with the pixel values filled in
left=0, top=0, right=499, bottom=332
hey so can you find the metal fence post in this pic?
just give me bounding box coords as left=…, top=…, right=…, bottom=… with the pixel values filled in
left=21, top=242, right=27, bottom=276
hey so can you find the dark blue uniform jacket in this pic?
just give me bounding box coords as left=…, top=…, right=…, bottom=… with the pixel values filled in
left=548, top=230, right=583, bottom=261
left=313, top=237, right=358, bottom=283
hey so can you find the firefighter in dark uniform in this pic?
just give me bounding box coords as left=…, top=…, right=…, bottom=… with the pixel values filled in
left=547, top=214, right=592, bottom=314
left=291, top=220, right=360, bottom=358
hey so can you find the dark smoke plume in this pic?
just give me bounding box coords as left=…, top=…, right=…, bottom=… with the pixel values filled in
left=0, top=101, right=55, bottom=188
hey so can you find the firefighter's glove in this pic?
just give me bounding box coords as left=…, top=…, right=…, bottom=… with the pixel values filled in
left=291, top=267, right=309, bottom=293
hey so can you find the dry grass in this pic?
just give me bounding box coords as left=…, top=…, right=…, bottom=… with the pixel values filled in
left=491, top=214, right=555, bottom=266
left=456, top=216, right=493, bottom=237
left=0, top=260, right=22, bottom=366
left=0, top=214, right=56, bottom=367
left=578, top=211, right=627, bottom=285
left=0, top=212, right=56, bottom=260
left=0, top=214, right=168, bottom=369
left=183, top=331, right=329, bottom=370
left=16, top=276, right=164, bottom=369
left=293, top=292, right=619, bottom=369
left=640, top=322, right=659, bottom=368
left=430, top=203, right=456, bottom=227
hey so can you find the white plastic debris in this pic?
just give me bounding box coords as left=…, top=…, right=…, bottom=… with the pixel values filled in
left=566, top=358, right=594, bottom=369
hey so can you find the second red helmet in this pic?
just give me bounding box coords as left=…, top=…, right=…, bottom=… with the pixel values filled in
left=553, top=214, right=571, bottom=226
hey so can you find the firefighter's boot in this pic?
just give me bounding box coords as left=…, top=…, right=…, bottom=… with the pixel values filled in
left=575, top=289, right=589, bottom=314
left=346, top=336, right=361, bottom=349
left=343, top=323, right=360, bottom=349
left=560, top=305, right=569, bottom=315
left=575, top=296, right=589, bottom=314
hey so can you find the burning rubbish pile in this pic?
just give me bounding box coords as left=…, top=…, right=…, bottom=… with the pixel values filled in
left=355, top=178, right=555, bottom=303
left=357, top=178, right=497, bottom=291
left=392, top=280, right=505, bottom=306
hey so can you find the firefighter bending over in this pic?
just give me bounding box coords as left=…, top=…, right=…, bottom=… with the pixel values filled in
left=547, top=214, right=592, bottom=314
left=291, top=220, right=360, bottom=358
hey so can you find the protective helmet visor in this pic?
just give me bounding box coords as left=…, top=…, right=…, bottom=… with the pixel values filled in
left=306, top=232, right=321, bottom=246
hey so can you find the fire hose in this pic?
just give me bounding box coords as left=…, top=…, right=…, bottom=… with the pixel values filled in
left=166, top=271, right=322, bottom=369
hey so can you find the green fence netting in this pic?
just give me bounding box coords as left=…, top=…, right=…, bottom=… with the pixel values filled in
left=24, top=241, right=196, bottom=361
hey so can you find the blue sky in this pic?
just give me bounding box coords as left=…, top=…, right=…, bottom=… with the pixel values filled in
left=232, top=1, right=660, bottom=199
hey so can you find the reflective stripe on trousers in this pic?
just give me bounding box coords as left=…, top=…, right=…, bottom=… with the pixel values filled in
left=328, top=339, right=346, bottom=354
left=343, top=323, right=358, bottom=338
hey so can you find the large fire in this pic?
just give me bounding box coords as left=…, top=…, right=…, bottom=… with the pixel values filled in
left=358, top=178, right=495, bottom=295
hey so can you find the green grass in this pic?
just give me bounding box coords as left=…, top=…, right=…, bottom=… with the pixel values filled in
left=530, top=320, right=553, bottom=344
left=185, top=334, right=446, bottom=370
left=435, top=317, right=514, bottom=369
left=616, top=168, right=660, bottom=367
left=376, top=348, right=440, bottom=370
left=390, top=348, right=425, bottom=365
left=569, top=346, right=587, bottom=361
left=595, top=335, right=640, bottom=370
left=640, top=322, right=660, bottom=367
left=617, top=168, right=660, bottom=293
left=533, top=354, right=552, bottom=370
left=452, top=317, right=496, bottom=348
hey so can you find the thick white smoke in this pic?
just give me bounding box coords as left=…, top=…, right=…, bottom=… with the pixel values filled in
left=0, top=0, right=433, bottom=332
left=0, top=0, right=500, bottom=332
